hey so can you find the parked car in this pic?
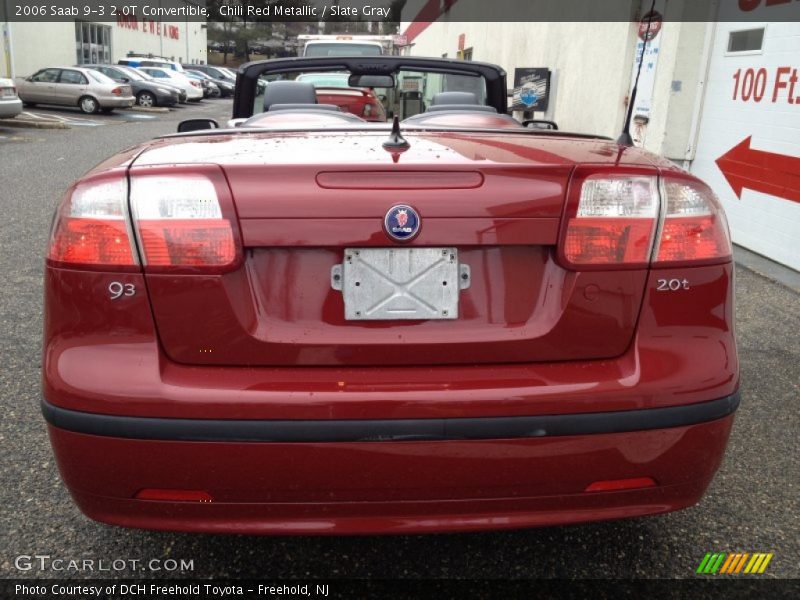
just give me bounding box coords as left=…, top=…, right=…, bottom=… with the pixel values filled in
left=0, top=77, right=23, bottom=119
left=118, top=56, right=184, bottom=72
left=16, top=67, right=134, bottom=114
left=137, top=67, right=203, bottom=101
left=188, top=64, right=266, bottom=95
left=296, top=73, right=387, bottom=122
left=123, top=66, right=188, bottom=103
left=185, top=71, right=220, bottom=98
left=81, top=64, right=178, bottom=108
left=185, top=68, right=235, bottom=97
left=42, top=57, right=739, bottom=535
left=185, top=64, right=235, bottom=84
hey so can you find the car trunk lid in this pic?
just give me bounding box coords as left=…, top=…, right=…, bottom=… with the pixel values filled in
left=131, top=131, right=652, bottom=367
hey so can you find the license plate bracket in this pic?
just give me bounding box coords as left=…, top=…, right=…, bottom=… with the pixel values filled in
left=331, top=248, right=470, bottom=320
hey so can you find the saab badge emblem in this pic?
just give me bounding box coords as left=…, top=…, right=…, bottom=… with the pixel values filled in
left=384, top=205, right=420, bottom=242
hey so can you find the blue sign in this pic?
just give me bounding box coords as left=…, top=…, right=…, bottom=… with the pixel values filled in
left=512, top=68, right=551, bottom=112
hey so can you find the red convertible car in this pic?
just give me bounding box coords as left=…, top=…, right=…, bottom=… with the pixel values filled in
left=42, top=57, right=739, bottom=534
left=295, top=72, right=387, bottom=122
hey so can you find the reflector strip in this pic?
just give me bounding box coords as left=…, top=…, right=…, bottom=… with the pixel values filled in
left=584, top=477, right=656, bottom=492
left=135, top=489, right=214, bottom=502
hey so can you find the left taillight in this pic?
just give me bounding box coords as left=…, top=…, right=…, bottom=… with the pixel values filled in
left=111, top=86, right=123, bottom=96
left=47, top=173, right=138, bottom=270
left=129, top=169, right=241, bottom=273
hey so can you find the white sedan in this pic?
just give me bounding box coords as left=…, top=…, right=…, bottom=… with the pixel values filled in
left=137, top=67, right=203, bottom=101
left=0, top=78, right=23, bottom=119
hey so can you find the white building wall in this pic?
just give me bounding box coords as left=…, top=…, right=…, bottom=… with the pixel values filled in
left=400, top=2, right=715, bottom=160
left=689, top=18, right=800, bottom=270
left=4, top=18, right=206, bottom=78
left=405, top=20, right=638, bottom=141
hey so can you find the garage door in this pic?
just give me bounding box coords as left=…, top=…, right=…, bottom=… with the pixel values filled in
left=690, top=14, right=800, bottom=271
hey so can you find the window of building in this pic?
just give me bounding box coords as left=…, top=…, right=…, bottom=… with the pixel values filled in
left=75, top=22, right=112, bottom=65
left=459, top=47, right=473, bottom=61
left=727, top=27, right=765, bottom=53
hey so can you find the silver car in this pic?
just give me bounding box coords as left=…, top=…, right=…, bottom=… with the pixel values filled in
left=16, top=66, right=135, bottom=114
left=0, top=78, right=23, bottom=119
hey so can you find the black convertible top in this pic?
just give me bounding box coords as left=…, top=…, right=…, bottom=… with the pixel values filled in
left=232, top=56, right=508, bottom=119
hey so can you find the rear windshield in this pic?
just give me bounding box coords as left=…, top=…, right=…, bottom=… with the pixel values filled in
left=86, top=70, right=115, bottom=84
left=296, top=73, right=351, bottom=88
left=304, top=43, right=382, bottom=57
left=117, top=67, right=145, bottom=81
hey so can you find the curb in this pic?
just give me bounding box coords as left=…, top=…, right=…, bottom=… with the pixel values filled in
left=0, top=118, right=69, bottom=130
left=126, top=106, right=170, bottom=113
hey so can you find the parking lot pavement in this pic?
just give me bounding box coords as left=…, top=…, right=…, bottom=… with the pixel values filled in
left=0, top=98, right=231, bottom=139
left=0, top=106, right=798, bottom=581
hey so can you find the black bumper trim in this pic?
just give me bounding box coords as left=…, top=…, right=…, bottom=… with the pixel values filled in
left=41, top=392, right=739, bottom=443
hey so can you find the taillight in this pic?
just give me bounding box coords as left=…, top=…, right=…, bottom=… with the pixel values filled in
left=362, top=103, right=374, bottom=117
left=47, top=173, right=138, bottom=270
left=190, top=81, right=201, bottom=88
left=654, top=177, right=732, bottom=265
left=561, top=170, right=659, bottom=268
left=129, top=169, right=241, bottom=272
left=559, top=167, right=731, bottom=269
left=111, top=87, right=123, bottom=96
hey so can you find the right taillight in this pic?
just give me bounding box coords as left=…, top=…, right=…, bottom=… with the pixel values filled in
left=560, top=167, right=731, bottom=269
left=561, top=169, right=659, bottom=269
left=129, top=169, right=241, bottom=272
left=653, top=176, right=732, bottom=266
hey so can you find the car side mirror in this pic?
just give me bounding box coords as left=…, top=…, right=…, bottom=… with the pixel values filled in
left=177, top=119, right=219, bottom=133
left=121, top=77, right=130, bottom=83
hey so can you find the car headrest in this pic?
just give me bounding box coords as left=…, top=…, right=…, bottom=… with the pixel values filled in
left=431, top=91, right=479, bottom=106
left=269, top=103, right=341, bottom=112
left=427, top=104, right=497, bottom=113
left=262, top=81, right=317, bottom=111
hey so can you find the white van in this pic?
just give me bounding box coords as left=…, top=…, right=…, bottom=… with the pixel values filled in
left=118, top=57, right=185, bottom=72
left=303, top=40, right=384, bottom=57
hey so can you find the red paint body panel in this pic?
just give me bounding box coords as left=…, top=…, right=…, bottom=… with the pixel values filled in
left=50, top=416, right=732, bottom=534
left=43, top=264, right=736, bottom=420
left=43, top=129, right=739, bottom=534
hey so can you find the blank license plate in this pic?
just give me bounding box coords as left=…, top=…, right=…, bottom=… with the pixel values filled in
left=340, top=248, right=461, bottom=320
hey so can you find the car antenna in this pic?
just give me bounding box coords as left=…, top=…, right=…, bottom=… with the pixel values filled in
left=618, top=0, right=657, bottom=147
left=383, top=116, right=410, bottom=151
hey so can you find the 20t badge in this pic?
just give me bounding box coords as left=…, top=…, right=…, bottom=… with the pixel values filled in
left=384, top=205, right=421, bottom=242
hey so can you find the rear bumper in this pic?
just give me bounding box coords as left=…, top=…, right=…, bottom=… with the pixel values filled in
left=44, top=395, right=737, bottom=534
left=0, top=98, right=23, bottom=118
left=99, top=96, right=135, bottom=108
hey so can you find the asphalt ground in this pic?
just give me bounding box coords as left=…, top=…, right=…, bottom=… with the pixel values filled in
left=0, top=101, right=798, bottom=583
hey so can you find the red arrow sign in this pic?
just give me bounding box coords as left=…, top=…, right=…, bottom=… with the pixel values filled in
left=716, top=136, right=800, bottom=204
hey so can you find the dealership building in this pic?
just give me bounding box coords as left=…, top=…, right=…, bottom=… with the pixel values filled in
left=1, top=1, right=207, bottom=79
left=402, top=0, right=800, bottom=271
